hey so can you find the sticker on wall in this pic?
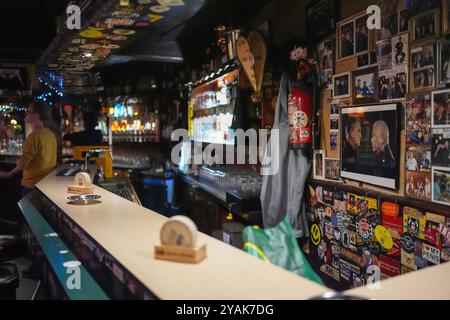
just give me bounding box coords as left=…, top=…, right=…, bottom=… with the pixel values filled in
left=310, top=223, right=322, bottom=246
left=150, top=5, right=170, bottom=13
left=157, top=0, right=185, bottom=6
left=380, top=255, right=401, bottom=278
left=381, top=201, right=400, bottom=216
left=352, top=274, right=365, bottom=288
left=324, top=221, right=334, bottom=240
left=422, top=243, right=441, bottom=265
left=382, top=210, right=403, bottom=240
left=356, top=218, right=373, bottom=242
left=333, top=227, right=341, bottom=242
left=340, top=247, right=365, bottom=268
left=317, top=240, right=327, bottom=260
left=347, top=193, right=362, bottom=214
left=333, top=191, right=347, bottom=212
left=386, top=239, right=401, bottom=257
left=323, top=189, right=334, bottom=205
left=401, top=249, right=417, bottom=270
left=340, top=259, right=360, bottom=274
left=375, top=225, right=394, bottom=250
left=324, top=206, right=334, bottom=218
left=425, top=212, right=445, bottom=246
left=361, top=248, right=373, bottom=267
left=403, top=207, right=426, bottom=239
left=340, top=266, right=351, bottom=281
left=320, top=264, right=340, bottom=281
left=400, top=232, right=416, bottom=253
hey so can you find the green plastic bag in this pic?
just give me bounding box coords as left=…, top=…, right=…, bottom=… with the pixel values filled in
left=242, top=217, right=324, bottom=286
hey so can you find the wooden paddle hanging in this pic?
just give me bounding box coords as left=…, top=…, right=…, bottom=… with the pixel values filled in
left=236, top=36, right=257, bottom=92
left=247, top=31, right=267, bottom=94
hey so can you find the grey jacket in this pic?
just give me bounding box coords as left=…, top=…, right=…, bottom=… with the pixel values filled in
left=260, top=72, right=310, bottom=238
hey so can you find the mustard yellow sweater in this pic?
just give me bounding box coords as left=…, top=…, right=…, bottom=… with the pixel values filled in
left=17, top=128, right=57, bottom=188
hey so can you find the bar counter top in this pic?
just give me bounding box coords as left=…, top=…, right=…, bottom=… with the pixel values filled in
left=34, top=169, right=329, bottom=300
left=344, top=262, right=450, bottom=300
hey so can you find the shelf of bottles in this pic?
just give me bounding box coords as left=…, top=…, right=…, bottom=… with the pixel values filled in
left=104, top=96, right=160, bottom=143
left=190, top=68, right=238, bottom=145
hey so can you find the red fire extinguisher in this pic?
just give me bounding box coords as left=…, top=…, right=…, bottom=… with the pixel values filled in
left=288, top=85, right=313, bottom=150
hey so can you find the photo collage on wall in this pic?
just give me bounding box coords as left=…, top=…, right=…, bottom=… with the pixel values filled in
left=306, top=184, right=450, bottom=288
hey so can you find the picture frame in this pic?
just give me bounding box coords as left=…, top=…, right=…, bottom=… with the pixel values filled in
left=410, top=9, right=440, bottom=44
left=391, top=32, right=409, bottom=68
left=431, top=127, right=450, bottom=167
left=316, top=36, right=335, bottom=90
left=437, top=38, right=450, bottom=86
left=406, top=170, right=432, bottom=201
left=325, top=158, right=341, bottom=181
left=313, top=150, right=325, bottom=179
left=306, top=0, right=340, bottom=40
left=332, top=72, right=351, bottom=99
left=431, top=89, right=450, bottom=127
left=352, top=67, right=379, bottom=105
left=432, top=167, right=450, bottom=206
left=409, top=50, right=436, bottom=93
left=444, top=0, right=450, bottom=34
left=337, top=11, right=370, bottom=61
left=340, top=103, right=401, bottom=190
left=379, top=69, right=408, bottom=102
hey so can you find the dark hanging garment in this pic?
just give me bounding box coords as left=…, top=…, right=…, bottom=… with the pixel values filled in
left=260, top=72, right=310, bottom=238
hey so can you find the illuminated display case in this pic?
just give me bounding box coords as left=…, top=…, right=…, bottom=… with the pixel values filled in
left=190, top=68, right=239, bottom=145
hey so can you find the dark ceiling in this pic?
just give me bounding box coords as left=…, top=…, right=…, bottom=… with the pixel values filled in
left=0, top=0, right=70, bottom=61
left=0, top=0, right=271, bottom=67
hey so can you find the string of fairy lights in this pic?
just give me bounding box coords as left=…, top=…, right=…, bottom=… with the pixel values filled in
left=36, top=76, right=64, bottom=106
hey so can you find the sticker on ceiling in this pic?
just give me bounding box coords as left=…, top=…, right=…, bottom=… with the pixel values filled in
left=150, top=5, right=170, bottom=13
left=113, top=29, right=136, bottom=35
left=148, top=14, right=164, bottom=23
left=80, top=29, right=103, bottom=39
left=79, top=43, right=100, bottom=50
left=104, top=34, right=127, bottom=41
left=158, top=0, right=185, bottom=6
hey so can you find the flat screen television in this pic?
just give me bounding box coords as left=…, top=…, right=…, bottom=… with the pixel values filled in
left=190, top=69, right=238, bottom=145
left=341, top=103, right=400, bottom=190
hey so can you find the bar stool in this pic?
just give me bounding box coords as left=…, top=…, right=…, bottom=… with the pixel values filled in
left=0, top=235, right=25, bottom=300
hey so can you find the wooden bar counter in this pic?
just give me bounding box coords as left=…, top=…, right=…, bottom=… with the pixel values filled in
left=25, top=168, right=328, bottom=300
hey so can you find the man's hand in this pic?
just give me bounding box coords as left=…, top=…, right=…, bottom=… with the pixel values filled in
left=0, top=171, right=12, bottom=179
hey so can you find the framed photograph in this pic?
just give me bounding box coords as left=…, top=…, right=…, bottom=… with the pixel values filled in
left=352, top=67, right=379, bottom=105
left=411, top=66, right=435, bottom=92
left=376, top=39, right=393, bottom=71
left=306, top=0, right=339, bottom=40
left=337, top=11, right=369, bottom=61
left=314, top=150, right=325, bottom=179
left=381, top=12, right=399, bottom=40
left=406, top=93, right=432, bottom=122
left=437, top=39, right=450, bottom=86
left=411, top=9, right=440, bottom=43
left=317, top=37, right=334, bottom=89
left=357, top=53, right=369, bottom=69
left=399, top=9, right=409, bottom=33
left=432, top=168, right=450, bottom=206
left=406, top=119, right=432, bottom=145
left=325, top=158, right=341, bottom=181
left=443, top=0, right=450, bottom=34
left=341, top=104, right=400, bottom=190
left=411, top=42, right=435, bottom=71
left=391, top=32, right=409, bottom=67
left=431, top=128, right=450, bottom=167
left=406, top=170, right=432, bottom=200
left=406, top=146, right=432, bottom=171
left=432, top=89, right=450, bottom=127
left=379, top=69, right=407, bottom=101
left=332, top=72, right=351, bottom=98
